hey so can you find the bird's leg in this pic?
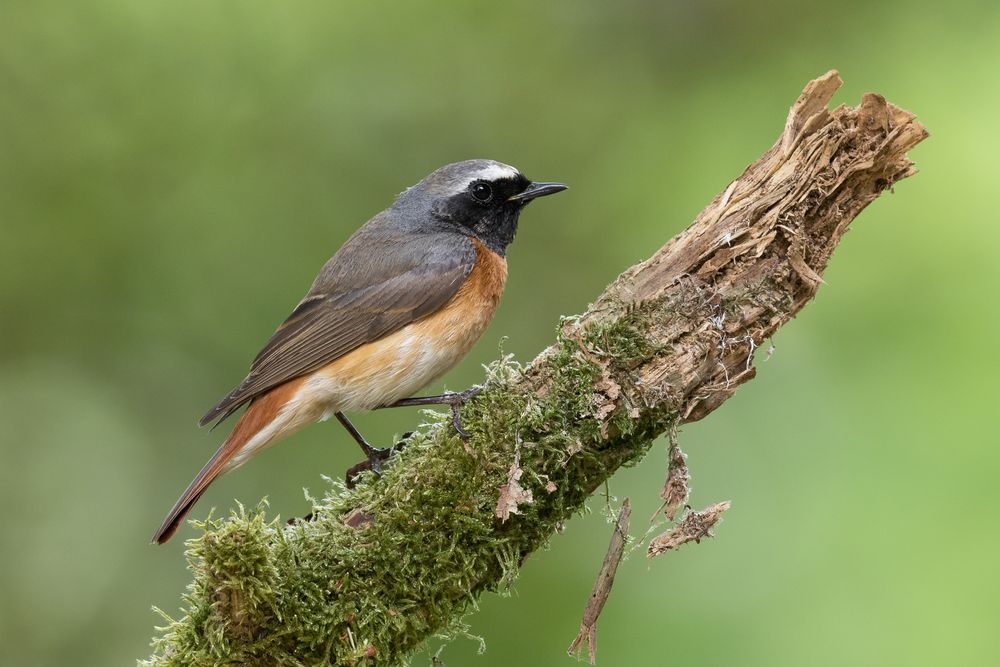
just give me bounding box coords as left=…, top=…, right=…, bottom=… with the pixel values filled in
left=334, top=412, right=408, bottom=488
left=380, top=385, right=484, bottom=438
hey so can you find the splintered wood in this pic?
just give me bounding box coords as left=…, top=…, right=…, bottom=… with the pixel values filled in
left=573, top=69, right=927, bottom=430
left=568, top=499, right=632, bottom=665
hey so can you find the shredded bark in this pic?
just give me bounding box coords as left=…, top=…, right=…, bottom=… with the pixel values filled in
left=495, top=438, right=533, bottom=521
left=648, top=501, right=731, bottom=557
left=659, top=428, right=690, bottom=521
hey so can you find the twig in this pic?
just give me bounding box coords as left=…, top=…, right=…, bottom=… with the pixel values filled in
left=568, top=499, right=631, bottom=664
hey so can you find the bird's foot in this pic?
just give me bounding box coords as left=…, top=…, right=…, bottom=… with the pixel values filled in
left=345, top=432, right=411, bottom=489
left=441, top=386, right=483, bottom=439
left=384, top=385, right=484, bottom=439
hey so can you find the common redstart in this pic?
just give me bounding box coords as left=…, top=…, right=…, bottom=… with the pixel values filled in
left=152, top=160, right=566, bottom=543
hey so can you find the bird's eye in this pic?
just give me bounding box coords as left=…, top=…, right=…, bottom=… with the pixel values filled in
left=470, top=181, right=493, bottom=202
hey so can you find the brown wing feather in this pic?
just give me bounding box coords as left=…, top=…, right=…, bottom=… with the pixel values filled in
left=200, top=219, right=476, bottom=427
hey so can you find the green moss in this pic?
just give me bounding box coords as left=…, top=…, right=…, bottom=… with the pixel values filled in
left=143, top=308, right=674, bottom=667
left=581, top=304, right=659, bottom=371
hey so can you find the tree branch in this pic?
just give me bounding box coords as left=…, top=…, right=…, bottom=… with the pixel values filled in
left=144, top=71, right=927, bottom=666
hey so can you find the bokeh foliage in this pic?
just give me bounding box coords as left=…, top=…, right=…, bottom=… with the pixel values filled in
left=1, top=1, right=997, bottom=665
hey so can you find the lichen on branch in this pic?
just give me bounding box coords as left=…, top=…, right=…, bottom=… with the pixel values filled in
left=144, top=71, right=926, bottom=666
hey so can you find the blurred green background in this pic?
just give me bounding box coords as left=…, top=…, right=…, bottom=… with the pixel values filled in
left=2, top=1, right=997, bottom=665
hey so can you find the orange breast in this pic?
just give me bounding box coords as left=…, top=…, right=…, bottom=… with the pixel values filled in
left=443, top=238, right=508, bottom=325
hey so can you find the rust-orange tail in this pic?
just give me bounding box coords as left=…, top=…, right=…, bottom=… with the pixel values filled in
left=152, top=379, right=303, bottom=544
left=151, top=441, right=232, bottom=544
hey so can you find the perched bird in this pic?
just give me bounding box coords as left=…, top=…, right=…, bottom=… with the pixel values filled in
left=152, top=160, right=566, bottom=543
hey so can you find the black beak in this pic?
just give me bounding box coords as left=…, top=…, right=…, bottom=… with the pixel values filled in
left=508, top=181, right=568, bottom=203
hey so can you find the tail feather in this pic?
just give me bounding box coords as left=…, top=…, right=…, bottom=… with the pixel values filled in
left=152, top=376, right=306, bottom=544
left=151, top=443, right=233, bottom=544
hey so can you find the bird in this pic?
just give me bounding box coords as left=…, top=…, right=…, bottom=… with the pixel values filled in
left=152, top=159, right=567, bottom=544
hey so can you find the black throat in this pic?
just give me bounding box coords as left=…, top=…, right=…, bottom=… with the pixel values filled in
left=431, top=175, right=531, bottom=256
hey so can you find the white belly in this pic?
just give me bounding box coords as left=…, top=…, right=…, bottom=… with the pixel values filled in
left=224, top=324, right=478, bottom=471
left=304, top=326, right=479, bottom=416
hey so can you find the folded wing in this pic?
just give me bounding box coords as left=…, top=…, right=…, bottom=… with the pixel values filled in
left=200, top=219, right=476, bottom=427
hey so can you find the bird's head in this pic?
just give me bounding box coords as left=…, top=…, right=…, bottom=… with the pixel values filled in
left=395, top=159, right=567, bottom=255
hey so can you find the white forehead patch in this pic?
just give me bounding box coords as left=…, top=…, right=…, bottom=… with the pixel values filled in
left=470, top=162, right=519, bottom=182
left=446, top=162, right=520, bottom=195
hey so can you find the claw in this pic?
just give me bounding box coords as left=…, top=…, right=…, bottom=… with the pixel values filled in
left=451, top=405, right=469, bottom=439
left=442, top=386, right=483, bottom=440
left=345, top=435, right=409, bottom=489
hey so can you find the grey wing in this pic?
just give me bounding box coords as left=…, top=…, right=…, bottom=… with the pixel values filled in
left=199, top=224, right=476, bottom=427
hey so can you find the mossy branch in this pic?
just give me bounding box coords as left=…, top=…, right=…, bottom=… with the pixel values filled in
left=144, top=71, right=926, bottom=666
